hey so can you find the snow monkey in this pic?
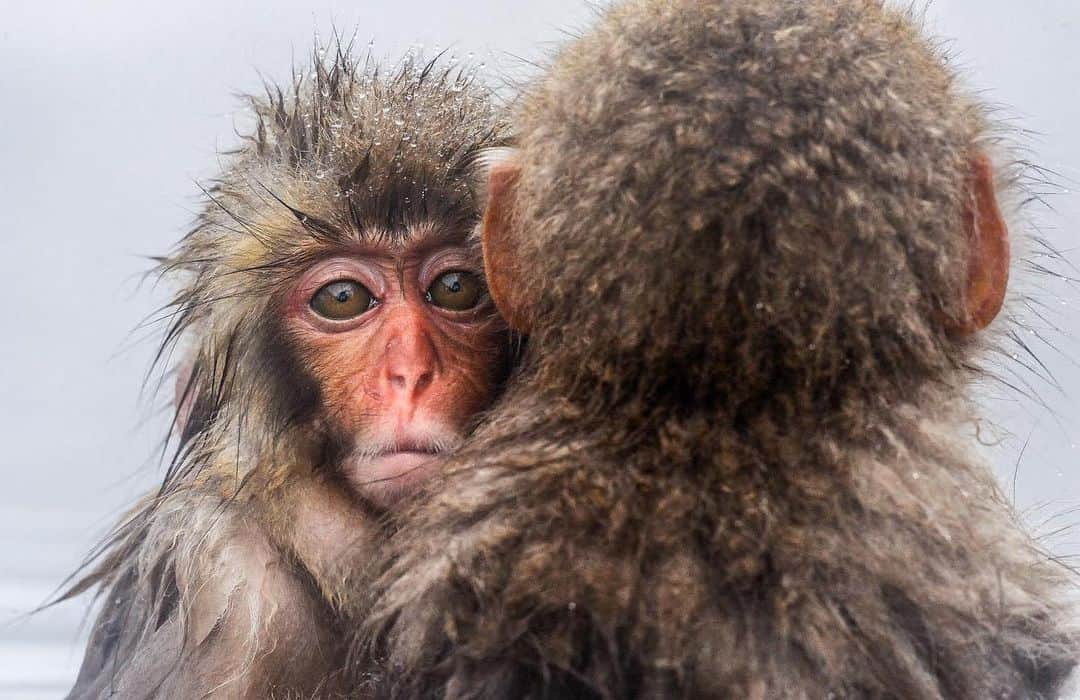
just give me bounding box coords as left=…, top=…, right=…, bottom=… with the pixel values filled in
left=64, top=45, right=512, bottom=699
left=353, top=1, right=1080, bottom=697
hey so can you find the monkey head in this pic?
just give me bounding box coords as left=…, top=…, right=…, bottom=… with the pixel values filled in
left=483, top=0, right=1009, bottom=423
left=167, top=50, right=511, bottom=509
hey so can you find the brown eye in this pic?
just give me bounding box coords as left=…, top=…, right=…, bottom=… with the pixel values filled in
left=310, top=280, right=374, bottom=320
left=426, top=271, right=484, bottom=311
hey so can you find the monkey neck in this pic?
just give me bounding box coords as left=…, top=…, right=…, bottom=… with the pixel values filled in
left=522, top=349, right=970, bottom=460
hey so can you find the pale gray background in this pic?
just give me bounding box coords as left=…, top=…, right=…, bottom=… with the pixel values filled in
left=0, top=1, right=1077, bottom=696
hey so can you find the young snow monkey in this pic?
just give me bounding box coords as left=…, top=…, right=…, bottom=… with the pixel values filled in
left=65, top=46, right=514, bottom=699
left=352, top=1, right=1080, bottom=698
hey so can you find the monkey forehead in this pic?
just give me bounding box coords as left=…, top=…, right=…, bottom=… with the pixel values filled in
left=233, top=51, right=506, bottom=185
left=175, top=50, right=506, bottom=272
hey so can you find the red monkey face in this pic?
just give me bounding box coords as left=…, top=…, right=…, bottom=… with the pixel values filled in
left=284, top=224, right=508, bottom=508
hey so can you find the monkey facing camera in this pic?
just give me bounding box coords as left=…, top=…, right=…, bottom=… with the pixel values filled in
left=63, top=50, right=512, bottom=699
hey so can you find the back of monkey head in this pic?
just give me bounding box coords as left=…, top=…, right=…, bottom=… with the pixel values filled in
left=507, top=0, right=985, bottom=425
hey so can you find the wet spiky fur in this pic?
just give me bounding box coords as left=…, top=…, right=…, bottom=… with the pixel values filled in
left=64, top=44, right=508, bottom=698
left=353, top=1, right=1080, bottom=697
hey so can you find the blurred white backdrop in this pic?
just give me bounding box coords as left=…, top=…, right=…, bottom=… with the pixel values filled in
left=0, top=1, right=1077, bottom=696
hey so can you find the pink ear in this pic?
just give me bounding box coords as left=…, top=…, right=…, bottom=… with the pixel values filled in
left=481, top=163, right=532, bottom=334
left=949, top=154, right=1010, bottom=335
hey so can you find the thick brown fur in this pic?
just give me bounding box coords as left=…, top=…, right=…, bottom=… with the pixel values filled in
left=353, top=1, right=1080, bottom=698
left=63, top=44, right=508, bottom=699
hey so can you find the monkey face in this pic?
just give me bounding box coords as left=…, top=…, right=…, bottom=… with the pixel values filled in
left=282, top=222, right=508, bottom=509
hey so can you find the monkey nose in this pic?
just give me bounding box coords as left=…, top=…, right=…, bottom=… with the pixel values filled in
left=381, top=333, right=439, bottom=401
left=386, top=365, right=434, bottom=395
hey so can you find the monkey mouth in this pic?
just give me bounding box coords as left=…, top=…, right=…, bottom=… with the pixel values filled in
left=380, top=439, right=442, bottom=458
left=368, top=445, right=441, bottom=480
left=341, top=432, right=457, bottom=507
left=339, top=426, right=463, bottom=507
left=350, top=448, right=441, bottom=508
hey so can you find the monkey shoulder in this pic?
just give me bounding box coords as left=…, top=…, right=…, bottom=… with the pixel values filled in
left=71, top=485, right=347, bottom=699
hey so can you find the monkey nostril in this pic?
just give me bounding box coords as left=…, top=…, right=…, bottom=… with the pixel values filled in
left=387, top=368, right=434, bottom=394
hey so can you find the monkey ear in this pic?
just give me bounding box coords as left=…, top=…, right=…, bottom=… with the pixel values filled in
left=471, top=147, right=519, bottom=209
left=481, top=153, right=532, bottom=333
left=948, top=153, right=1010, bottom=335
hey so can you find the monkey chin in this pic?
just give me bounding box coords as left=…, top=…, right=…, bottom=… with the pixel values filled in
left=342, top=430, right=460, bottom=509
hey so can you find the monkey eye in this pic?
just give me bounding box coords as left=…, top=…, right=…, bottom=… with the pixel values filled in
left=310, top=280, right=375, bottom=320
left=426, top=271, right=484, bottom=311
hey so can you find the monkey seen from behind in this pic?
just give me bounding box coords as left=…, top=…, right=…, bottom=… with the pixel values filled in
left=356, top=1, right=1080, bottom=698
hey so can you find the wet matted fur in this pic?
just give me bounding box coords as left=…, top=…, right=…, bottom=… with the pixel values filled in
left=62, top=43, right=508, bottom=699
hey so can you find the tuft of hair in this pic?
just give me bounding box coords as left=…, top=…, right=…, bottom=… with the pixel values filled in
left=60, top=41, right=507, bottom=696
left=356, top=1, right=1080, bottom=698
